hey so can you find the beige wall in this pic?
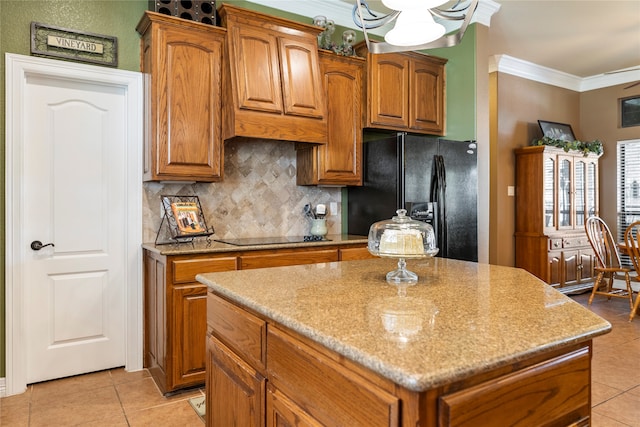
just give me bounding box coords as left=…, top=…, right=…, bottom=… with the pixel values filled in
left=581, top=84, right=640, bottom=237
left=490, top=72, right=640, bottom=267
left=490, top=72, right=580, bottom=266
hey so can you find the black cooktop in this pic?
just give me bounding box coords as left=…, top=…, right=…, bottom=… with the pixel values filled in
left=215, top=236, right=331, bottom=246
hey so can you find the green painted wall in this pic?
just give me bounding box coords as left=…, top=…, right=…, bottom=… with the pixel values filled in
left=427, top=25, right=477, bottom=141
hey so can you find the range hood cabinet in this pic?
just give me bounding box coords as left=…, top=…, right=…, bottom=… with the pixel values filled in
left=219, top=4, right=328, bottom=144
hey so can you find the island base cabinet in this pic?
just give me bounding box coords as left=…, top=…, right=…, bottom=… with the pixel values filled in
left=206, top=333, right=265, bottom=427
left=207, top=290, right=596, bottom=427
left=267, top=326, right=400, bottom=427
left=438, top=347, right=591, bottom=427
left=267, top=387, right=323, bottom=427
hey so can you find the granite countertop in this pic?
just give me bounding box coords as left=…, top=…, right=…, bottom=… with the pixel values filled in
left=142, top=234, right=368, bottom=255
left=196, top=257, right=611, bottom=392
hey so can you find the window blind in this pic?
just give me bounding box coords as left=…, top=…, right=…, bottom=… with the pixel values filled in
left=617, top=139, right=640, bottom=266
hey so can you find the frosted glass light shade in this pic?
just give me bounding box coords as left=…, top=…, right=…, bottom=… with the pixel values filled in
left=384, top=10, right=446, bottom=46
left=382, top=0, right=448, bottom=11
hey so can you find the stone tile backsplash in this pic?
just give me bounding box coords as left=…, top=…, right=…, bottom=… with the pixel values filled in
left=143, top=139, right=342, bottom=242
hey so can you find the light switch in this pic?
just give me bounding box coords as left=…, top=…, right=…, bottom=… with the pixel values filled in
left=507, top=186, right=515, bottom=197
left=330, top=202, right=338, bottom=215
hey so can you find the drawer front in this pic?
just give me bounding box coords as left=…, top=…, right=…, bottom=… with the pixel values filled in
left=439, top=346, right=590, bottom=427
left=267, top=326, right=399, bottom=427
left=207, top=292, right=266, bottom=370
left=549, top=238, right=562, bottom=250
left=172, top=257, right=237, bottom=284
left=239, top=249, right=338, bottom=270
left=339, top=246, right=376, bottom=261
left=563, top=236, right=589, bottom=248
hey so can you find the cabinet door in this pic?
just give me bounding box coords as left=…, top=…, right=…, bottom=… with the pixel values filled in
left=279, top=35, right=325, bottom=118
left=543, top=154, right=556, bottom=231
left=267, top=386, right=323, bottom=427
left=558, top=156, right=574, bottom=230
left=144, top=252, right=166, bottom=380
left=150, top=22, right=224, bottom=181
left=562, top=250, right=579, bottom=286
left=548, top=251, right=562, bottom=286
left=172, top=284, right=208, bottom=388
left=229, top=25, right=283, bottom=113
left=315, top=53, right=364, bottom=185
left=578, top=249, right=596, bottom=284
left=369, top=53, right=410, bottom=128
left=574, top=159, right=587, bottom=228
left=207, top=334, right=265, bottom=427
left=409, top=58, right=445, bottom=134
left=585, top=159, right=598, bottom=219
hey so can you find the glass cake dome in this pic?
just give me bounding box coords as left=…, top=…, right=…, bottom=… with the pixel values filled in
left=368, top=209, right=438, bottom=285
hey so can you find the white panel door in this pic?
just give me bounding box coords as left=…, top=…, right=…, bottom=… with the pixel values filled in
left=6, top=53, right=143, bottom=396
left=21, top=68, right=126, bottom=383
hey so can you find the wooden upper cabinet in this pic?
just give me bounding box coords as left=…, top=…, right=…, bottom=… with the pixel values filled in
left=219, top=4, right=327, bottom=143
left=229, top=25, right=283, bottom=114
left=410, top=58, right=446, bottom=133
left=358, top=45, right=447, bottom=135
left=136, top=12, right=226, bottom=182
left=297, top=51, right=365, bottom=186
left=279, top=37, right=325, bottom=118
left=369, top=54, right=410, bottom=129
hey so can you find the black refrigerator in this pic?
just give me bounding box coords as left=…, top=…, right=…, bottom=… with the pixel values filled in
left=348, top=132, right=478, bottom=262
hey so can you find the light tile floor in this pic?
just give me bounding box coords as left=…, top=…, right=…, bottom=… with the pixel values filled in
left=0, top=368, right=204, bottom=426
left=1, top=292, right=639, bottom=426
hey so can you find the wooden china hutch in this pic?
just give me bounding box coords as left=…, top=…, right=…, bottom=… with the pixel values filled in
left=515, top=145, right=602, bottom=293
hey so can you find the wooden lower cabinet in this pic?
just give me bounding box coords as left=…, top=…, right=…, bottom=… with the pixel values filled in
left=438, top=347, right=591, bottom=427
left=206, top=334, right=265, bottom=427
left=546, top=244, right=596, bottom=291
left=144, top=242, right=368, bottom=394
left=516, top=232, right=596, bottom=291
left=207, top=292, right=593, bottom=427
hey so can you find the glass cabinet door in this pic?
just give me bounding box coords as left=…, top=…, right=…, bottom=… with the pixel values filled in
left=586, top=161, right=597, bottom=219
left=544, top=156, right=555, bottom=229
left=575, top=160, right=586, bottom=227
left=558, top=157, right=572, bottom=228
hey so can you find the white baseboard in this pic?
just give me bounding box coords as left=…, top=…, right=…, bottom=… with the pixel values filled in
left=0, top=377, right=6, bottom=397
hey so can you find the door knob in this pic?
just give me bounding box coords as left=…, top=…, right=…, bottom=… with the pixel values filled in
left=31, top=240, right=54, bottom=251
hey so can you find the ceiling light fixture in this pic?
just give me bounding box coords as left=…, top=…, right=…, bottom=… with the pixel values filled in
left=353, top=0, right=479, bottom=54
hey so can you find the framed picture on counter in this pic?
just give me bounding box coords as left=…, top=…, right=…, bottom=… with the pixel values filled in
left=157, top=195, right=213, bottom=244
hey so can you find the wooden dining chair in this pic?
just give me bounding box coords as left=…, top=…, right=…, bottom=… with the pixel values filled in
left=585, top=216, right=634, bottom=312
left=624, top=220, right=640, bottom=321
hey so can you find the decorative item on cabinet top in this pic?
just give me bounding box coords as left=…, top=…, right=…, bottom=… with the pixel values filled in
left=534, top=120, right=603, bottom=156
left=148, top=0, right=217, bottom=25
left=313, top=15, right=359, bottom=57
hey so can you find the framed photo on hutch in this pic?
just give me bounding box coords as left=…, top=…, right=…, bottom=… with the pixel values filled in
left=538, top=120, right=576, bottom=142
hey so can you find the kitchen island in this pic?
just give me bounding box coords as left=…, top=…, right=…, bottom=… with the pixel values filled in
left=197, top=257, right=610, bottom=427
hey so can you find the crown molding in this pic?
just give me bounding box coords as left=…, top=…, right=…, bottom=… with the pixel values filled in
left=489, top=55, right=640, bottom=92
